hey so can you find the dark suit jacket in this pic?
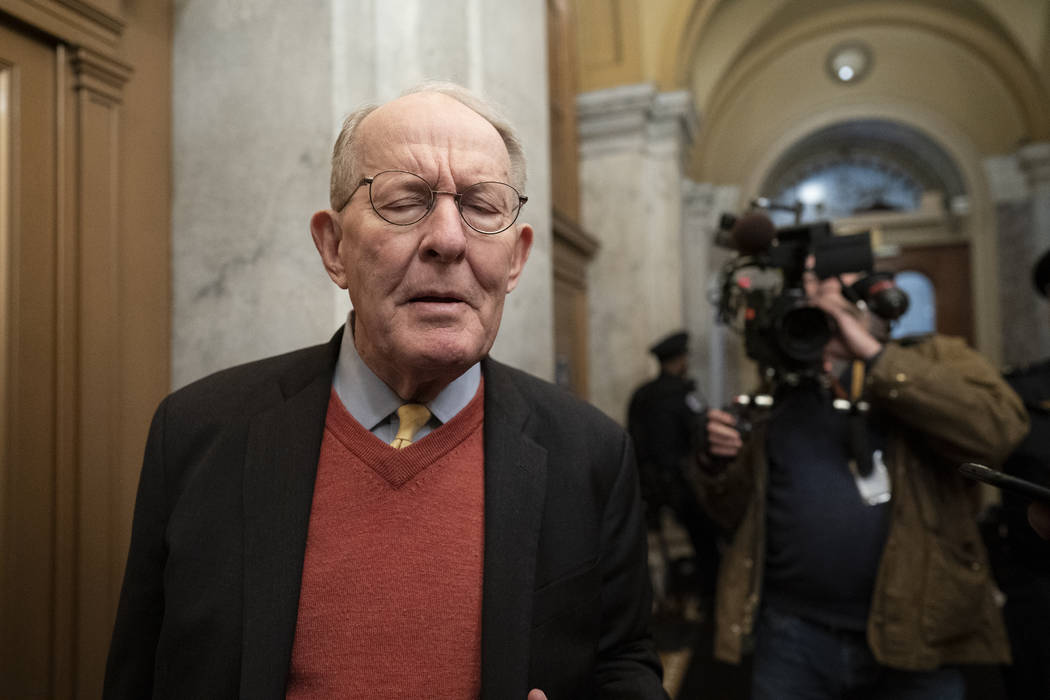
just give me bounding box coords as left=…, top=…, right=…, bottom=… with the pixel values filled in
left=104, top=330, right=667, bottom=699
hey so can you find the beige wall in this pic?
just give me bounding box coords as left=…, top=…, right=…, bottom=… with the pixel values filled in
left=693, top=25, right=1032, bottom=178
left=573, top=0, right=1050, bottom=390
left=578, top=0, right=1050, bottom=98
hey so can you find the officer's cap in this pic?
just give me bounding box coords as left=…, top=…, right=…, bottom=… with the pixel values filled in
left=649, top=331, right=689, bottom=361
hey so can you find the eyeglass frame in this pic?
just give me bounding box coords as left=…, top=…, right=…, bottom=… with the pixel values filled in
left=338, top=169, right=529, bottom=235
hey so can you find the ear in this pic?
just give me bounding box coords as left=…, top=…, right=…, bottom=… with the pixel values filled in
left=310, top=209, right=349, bottom=289
left=504, top=223, right=534, bottom=294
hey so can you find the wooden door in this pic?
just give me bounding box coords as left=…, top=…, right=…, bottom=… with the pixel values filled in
left=877, top=241, right=975, bottom=345
left=0, top=3, right=172, bottom=696
left=1, top=22, right=66, bottom=696
left=0, top=13, right=142, bottom=695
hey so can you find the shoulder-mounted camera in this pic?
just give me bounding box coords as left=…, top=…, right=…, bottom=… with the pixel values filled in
left=712, top=200, right=909, bottom=385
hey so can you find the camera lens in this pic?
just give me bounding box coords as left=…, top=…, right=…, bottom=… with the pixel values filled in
left=776, top=305, right=833, bottom=365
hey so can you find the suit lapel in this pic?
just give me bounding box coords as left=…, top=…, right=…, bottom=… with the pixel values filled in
left=479, top=360, right=548, bottom=700
left=240, top=335, right=339, bottom=699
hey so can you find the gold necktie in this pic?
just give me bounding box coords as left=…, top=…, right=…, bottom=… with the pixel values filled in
left=390, top=403, right=431, bottom=449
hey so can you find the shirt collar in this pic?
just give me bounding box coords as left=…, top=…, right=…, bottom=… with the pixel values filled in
left=332, top=314, right=481, bottom=429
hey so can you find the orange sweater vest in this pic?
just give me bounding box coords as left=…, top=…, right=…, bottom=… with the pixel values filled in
left=285, top=386, right=485, bottom=698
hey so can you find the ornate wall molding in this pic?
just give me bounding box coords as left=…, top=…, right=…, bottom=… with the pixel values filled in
left=577, top=83, right=657, bottom=156
left=577, top=83, right=699, bottom=163
left=648, top=89, right=699, bottom=162
left=54, top=0, right=122, bottom=34
left=0, top=0, right=124, bottom=52
left=71, top=46, right=131, bottom=104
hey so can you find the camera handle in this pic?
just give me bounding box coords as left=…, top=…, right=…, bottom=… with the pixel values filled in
left=848, top=412, right=874, bottom=477
left=832, top=359, right=874, bottom=477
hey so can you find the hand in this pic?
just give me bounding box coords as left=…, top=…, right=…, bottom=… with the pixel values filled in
left=1028, top=502, right=1050, bottom=540
left=707, top=408, right=743, bottom=458
left=808, top=276, right=883, bottom=362
left=528, top=690, right=548, bottom=700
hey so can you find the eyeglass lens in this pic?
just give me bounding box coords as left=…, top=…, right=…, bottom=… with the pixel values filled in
left=368, top=170, right=521, bottom=234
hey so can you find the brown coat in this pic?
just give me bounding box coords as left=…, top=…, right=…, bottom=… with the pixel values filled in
left=694, top=335, right=1029, bottom=670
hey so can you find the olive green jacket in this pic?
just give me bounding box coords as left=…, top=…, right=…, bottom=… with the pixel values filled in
left=694, top=335, right=1029, bottom=670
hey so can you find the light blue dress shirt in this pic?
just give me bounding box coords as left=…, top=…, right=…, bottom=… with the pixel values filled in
left=332, top=317, right=481, bottom=443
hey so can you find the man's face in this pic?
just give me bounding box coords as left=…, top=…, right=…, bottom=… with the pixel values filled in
left=662, top=354, right=689, bottom=377
left=321, top=93, right=532, bottom=389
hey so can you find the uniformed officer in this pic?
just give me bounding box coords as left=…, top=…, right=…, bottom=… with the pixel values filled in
left=627, top=331, right=720, bottom=602
left=995, top=248, right=1050, bottom=699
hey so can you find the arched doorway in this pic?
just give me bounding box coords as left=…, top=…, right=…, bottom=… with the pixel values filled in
left=758, top=118, right=975, bottom=344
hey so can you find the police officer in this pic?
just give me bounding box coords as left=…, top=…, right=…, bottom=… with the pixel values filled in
left=996, top=248, right=1050, bottom=699
left=627, top=331, right=720, bottom=601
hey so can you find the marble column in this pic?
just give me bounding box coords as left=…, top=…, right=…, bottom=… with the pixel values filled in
left=172, top=0, right=551, bottom=389
left=989, top=142, right=1050, bottom=365
left=577, top=84, right=698, bottom=422
left=1020, top=142, right=1050, bottom=362
left=1020, top=142, right=1050, bottom=253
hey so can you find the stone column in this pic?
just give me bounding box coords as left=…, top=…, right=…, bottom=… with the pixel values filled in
left=988, top=142, right=1050, bottom=365
left=1020, top=142, right=1050, bottom=362
left=172, top=0, right=551, bottom=388
left=1020, top=142, right=1050, bottom=252
left=577, top=84, right=698, bottom=422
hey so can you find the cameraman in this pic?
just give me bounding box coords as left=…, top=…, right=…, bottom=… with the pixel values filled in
left=694, top=263, right=1028, bottom=699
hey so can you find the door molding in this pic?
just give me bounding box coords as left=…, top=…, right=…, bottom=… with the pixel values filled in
left=0, top=0, right=124, bottom=52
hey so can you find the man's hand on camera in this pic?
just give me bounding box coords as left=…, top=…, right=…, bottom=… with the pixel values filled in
left=707, top=408, right=743, bottom=458
left=808, top=275, right=883, bottom=362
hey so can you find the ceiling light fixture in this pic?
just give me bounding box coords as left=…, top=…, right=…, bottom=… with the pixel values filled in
left=827, top=41, right=873, bottom=85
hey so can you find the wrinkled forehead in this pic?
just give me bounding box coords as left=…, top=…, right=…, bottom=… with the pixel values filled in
left=355, top=93, right=511, bottom=183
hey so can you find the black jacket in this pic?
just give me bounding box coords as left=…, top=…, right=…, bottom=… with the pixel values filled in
left=104, top=329, right=666, bottom=699
left=627, top=372, right=700, bottom=506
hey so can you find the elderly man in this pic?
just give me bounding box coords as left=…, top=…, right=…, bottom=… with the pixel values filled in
left=104, top=83, right=666, bottom=700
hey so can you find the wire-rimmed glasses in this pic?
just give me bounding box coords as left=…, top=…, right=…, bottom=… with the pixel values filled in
left=343, top=169, right=528, bottom=235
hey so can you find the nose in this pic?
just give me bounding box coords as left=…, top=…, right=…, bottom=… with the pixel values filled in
left=418, top=194, right=467, bottom=263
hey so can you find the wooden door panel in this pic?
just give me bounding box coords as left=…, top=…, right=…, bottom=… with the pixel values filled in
left=1, top=21, right=60, bottom=697
left=1, top=5, right=171, bottom=697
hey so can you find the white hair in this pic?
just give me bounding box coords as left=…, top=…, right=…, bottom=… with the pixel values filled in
left=328, top=81, right=527, bottom=210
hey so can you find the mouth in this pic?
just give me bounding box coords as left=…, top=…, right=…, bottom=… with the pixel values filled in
left=404, top=293, right=473, bottom=316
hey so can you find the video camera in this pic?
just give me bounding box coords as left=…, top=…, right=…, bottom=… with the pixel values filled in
left=712, top=200, right=908, bottom=384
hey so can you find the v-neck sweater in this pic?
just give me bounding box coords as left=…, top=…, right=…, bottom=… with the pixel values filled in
left=285, top=384, right=485, bottom=699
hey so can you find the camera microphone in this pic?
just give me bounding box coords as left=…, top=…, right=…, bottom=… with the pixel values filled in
left=731, top=212, right=777, bottom=255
